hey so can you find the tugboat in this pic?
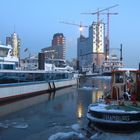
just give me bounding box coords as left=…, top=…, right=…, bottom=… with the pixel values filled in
left=87, top=70, right=140, bottom=132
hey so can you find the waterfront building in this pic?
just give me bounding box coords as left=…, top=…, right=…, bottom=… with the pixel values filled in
left=52, top=33, right=66, bottom=60
left=77, top=22, right=105, bottom=72
left=42, top=33, right=66, bottom=60
left=52, top=33, right=65, bottom=46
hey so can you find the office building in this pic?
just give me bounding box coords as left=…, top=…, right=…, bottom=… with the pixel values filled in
left=42, top=33, right=66, bottom=60
left=77, top=22, right=105, bottom=71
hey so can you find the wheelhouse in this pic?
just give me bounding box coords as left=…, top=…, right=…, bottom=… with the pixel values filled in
left=111, top=70, right=127, bottom=100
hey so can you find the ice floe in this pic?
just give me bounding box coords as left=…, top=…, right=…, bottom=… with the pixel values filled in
left=48, top=131, right=84, bottom=140
left=71, top=123, right=81, bottom=131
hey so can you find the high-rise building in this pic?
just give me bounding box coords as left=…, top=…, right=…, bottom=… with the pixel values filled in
left=41, top=33, right=66, bottom=60
left=90, top=22, right=105, bottom=53
left=11, top=32, right=20, bottom=57
left=51, top=33, right=66, bottom=60
left=42, top=33, right=66, bottom=60
left=52, top=33, right=65, bottom=46
left=77, top=22, right=105, bottom=72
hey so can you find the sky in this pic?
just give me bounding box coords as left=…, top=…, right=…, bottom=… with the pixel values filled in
left=0, top=0, right=140, bottom=68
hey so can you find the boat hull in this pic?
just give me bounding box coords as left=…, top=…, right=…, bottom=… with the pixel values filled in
left=87, top=105, right=140, bottom=133
left=0, top=79, right=77, bottom=103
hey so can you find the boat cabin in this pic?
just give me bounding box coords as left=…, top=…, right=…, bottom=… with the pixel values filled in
left=111, top=70, right=140, bottom=102
left=0, top=44, right=18, bottom=70
left=111, top=70, right=127, bottom=100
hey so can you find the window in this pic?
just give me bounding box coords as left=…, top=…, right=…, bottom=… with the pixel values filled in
left=115, top=73, right=124, bottom=83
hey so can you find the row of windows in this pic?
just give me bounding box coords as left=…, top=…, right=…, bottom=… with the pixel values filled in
left=0, top=72, right=73, bottom=84
left=0, top=64, right=16, bottom=70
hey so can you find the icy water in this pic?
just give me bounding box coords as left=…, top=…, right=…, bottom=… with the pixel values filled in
left=0, top=76, right=140, bottom=140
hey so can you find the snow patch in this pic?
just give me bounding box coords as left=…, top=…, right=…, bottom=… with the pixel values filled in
left=0, top=119, right=28, bottom=129
left=48, top=131, right=84, bottom=140
left=71, top=124, right=81, bottom=131
left=0, top=123, right=8, bottom=128
left=93, top=76, right=111, bottom=79
left=12, top=123, right=28, bottom=129
left=82, top=86, right=93, bottom=90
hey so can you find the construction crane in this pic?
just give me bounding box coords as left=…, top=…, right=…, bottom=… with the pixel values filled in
left=81, top=4, right=118, bottom=25
left=81, top=4, right=119, bottom=65
left=60, top=21, right=88, bottom=36
left=100, top=12, right=118, bottom=60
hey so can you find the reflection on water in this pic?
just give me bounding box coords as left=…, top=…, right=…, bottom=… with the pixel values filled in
left=0, top=93, right=53, bottom=117
left=92, top=90, right=104, bottom=103
left=77, top=102, right=83, bottom=119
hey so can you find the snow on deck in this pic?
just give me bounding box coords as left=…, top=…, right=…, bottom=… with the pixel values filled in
left=89, top=103, right=139, bottom=114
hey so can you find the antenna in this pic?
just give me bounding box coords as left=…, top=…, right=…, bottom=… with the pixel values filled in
left=14, top=24, right=16, bottom=33
left=120, top=44, right=123, bottom=61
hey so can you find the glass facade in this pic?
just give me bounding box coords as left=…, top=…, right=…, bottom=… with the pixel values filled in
left=0, top=64, right=15, bottom=70
left=0, top=71, right=72, bottom=84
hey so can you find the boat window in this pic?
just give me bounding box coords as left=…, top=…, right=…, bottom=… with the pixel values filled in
left=0, top=73, right=20, bottom=84
left=115, top=73, right=124, bottom=83
left=0, top=48, right=9, bottom=57
left=0, top=71, right=72, bottom=85
left=3, top=64, right=15, bottom=70
left=34, top=73, right=45, bottom=81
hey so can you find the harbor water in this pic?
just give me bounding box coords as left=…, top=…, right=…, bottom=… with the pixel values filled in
left=0, top=76, right=140, bottom=140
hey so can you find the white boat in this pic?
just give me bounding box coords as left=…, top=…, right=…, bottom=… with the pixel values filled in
left=0, top=45, right=77, bottom=102
left=0, top=69, right=76, bottom=102
left=45, top=59, right=74, bottom=72
left=0, top=44, right=19, bottom=70
left=101, top=54, right=124, bottom=76
left=21, top=56, right=74, bottom=72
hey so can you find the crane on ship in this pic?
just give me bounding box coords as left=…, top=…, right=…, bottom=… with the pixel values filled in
left=60, top=21, right=89, bottom=37
left=81, top=4, right=119, bottom=65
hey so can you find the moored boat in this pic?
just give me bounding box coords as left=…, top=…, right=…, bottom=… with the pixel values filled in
left=0, top=45, right=77, bottom=103
left=87, top=70, right=140, bottom=132
left=0, top=69, right=76, bottom=103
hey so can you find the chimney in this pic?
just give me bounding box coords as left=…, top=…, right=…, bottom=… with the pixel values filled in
left=120, top=44, right=123, bottom=61
left=38, top=53, right=45, bottom=70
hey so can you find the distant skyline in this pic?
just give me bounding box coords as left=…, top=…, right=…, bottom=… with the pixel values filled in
left=0, top=0, right=140, bottom=68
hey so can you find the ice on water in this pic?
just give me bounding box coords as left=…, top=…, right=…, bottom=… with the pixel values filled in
left=0, top=118, right=28, bottom=129
left=79, top=86, right=98, bottom=91
left=48, top=131, right=84, bottom=140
